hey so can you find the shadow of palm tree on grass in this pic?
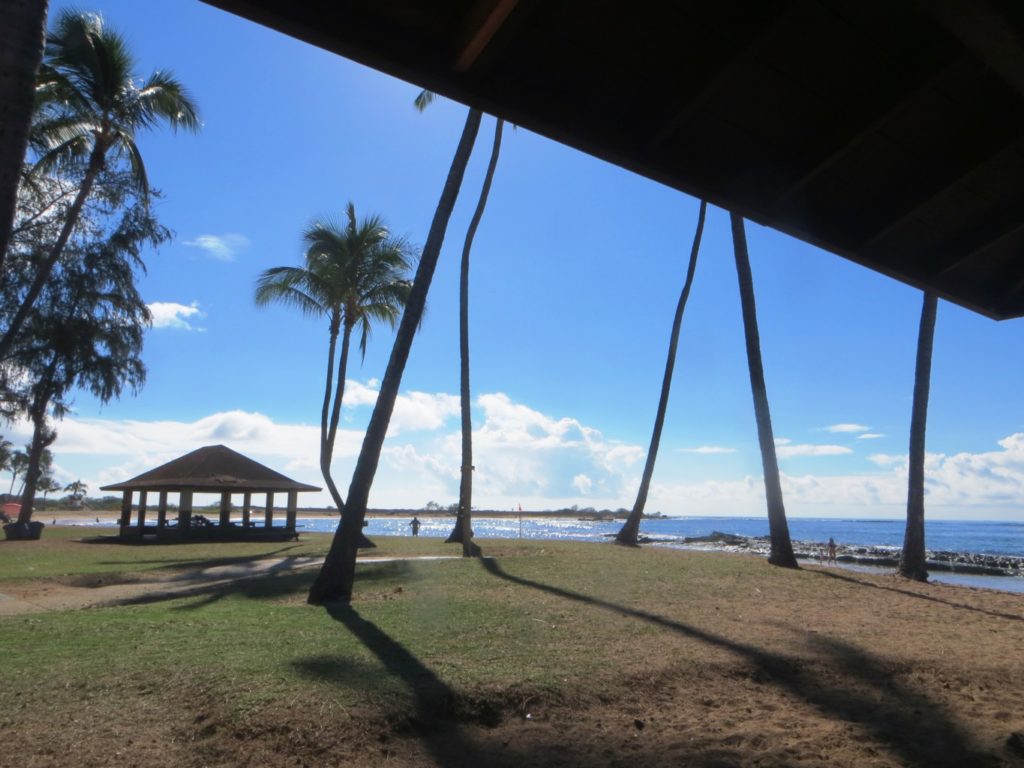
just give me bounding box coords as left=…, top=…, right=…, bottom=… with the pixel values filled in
left=479, top=557, right=999, bottom=768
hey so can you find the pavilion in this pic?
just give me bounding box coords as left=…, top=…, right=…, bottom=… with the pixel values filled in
left=100, top=444, right=321, bottom=541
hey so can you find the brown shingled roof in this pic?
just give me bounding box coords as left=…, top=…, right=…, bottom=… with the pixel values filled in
left=100, top=445, right=321, bottom=493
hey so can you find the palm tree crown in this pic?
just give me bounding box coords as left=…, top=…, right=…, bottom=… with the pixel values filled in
left=32, top=9, right=200, bottom=196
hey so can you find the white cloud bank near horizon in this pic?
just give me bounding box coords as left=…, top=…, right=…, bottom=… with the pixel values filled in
left=11, top=384, right=1024, bottom=520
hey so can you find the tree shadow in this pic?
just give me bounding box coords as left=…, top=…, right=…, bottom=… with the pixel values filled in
left=478, top=557, right=1000, bottom=768
left=810, top=567, right=1024, bottom=623
left=89, top=543, right=305, bottom=571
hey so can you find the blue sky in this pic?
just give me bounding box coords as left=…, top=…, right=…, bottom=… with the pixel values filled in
left=16, top=0, right=1024, bottom=519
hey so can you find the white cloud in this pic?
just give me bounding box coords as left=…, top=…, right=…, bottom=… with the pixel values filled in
left=183, top=233, right=250, bottom=261
left=343, top=380, right=459, bottom=434
left=825, top=423, right=871, bottom=433
left=680, top=446, right=736, bottom=454
left=147, top=301, right=204, bottom=331
left=777, top=443, right=853, bottom=458
left=572, top=473, right=593, bottom=494
left=775, top=437, right=792, bottom=446
left=858, top=433, right=885, bottom=440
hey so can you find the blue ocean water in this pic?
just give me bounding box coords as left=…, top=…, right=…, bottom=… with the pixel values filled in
left=296, top=515, right=1024, bottom=558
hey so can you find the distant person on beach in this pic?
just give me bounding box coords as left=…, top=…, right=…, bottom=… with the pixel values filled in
left=410, top=516, right=421, bottom=536
left=828, top=537, right=837, bottom=564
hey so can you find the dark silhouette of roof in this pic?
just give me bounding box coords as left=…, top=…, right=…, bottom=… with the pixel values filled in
left=100, top=445, right=321, bottom=493
left=204, top=0, right=1024, bottom=319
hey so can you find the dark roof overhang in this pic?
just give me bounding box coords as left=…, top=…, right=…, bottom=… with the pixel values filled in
left=202, top=0, right=1024, bottom=319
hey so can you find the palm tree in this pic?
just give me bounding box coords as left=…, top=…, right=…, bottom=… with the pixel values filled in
left=64, top=479, right=88, bottom=506
left=616, top=200, right=707, bottom=546
left=899, top=292, right=938, bottom=581
left=256, top=203, right=416, bottom=518
left=416, top=92, right=503, bottom=557
left=730, top=212, right=798, bottom=568
left=308, top=108, right=484, bottom=605
left=0, top=0, right=48, bottom=269
left=0, top=9, right=199, bottom=362
left=38, top=473, right=60, bottom=510
left=8, top=450, right=28, bottom=497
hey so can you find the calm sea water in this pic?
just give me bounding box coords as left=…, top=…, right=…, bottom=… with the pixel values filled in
left=296, top=515, right=1024, bottom=558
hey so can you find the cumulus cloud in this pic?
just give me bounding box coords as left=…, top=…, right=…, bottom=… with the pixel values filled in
left=343, top=380, right=459, bottom=434
left=147, top=301, right=204, bottom=331
left=680, top=446, right=736, bottom=454
left=183, top=233, right=250, bottom=261
left=572, top=473, right=593, bottom=494
left=825, top=423, right=871, bottom=433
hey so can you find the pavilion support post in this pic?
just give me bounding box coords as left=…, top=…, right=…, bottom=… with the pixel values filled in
left=178, top=491, right=192, bottom=532
left=157, top=491, right=168, bottom=528
left=119, top=490, right=132, bottom=535
left=219, top=492, right=231, bottom=527
left=242, top=492, right=252, bottom=527
left=286, top=491, right=298, bottom=531
left=137, top=491, right=148, bottom=532
left=265, top=492, right=274, bottom=528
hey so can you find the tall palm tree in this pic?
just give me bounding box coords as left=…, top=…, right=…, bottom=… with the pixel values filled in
left=0, top=9, right=199, bottom=362
left=0, top=0, right=48, bottom=269
left=416, top=93, right=503, bottom=556
left=64, top=479, right=88, bottom=505
left=256, top=204, right=416, bottom=517
left=899, top=292, right=938, bottom=581
left=308, top=108, right=484, bottom=605
left=730, top=212, right=798, bottom=568
left=616, top=200, right=707, bottom=546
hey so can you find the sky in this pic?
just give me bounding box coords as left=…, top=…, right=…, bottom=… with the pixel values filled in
left=12, top=0, right=1024, bottom=520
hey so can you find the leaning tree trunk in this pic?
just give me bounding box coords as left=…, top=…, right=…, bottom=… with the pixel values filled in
left=616, top=200, right=707, bottom=546
left=16, top=397, right=55, bottom=528
left=0, top=0, right=49, bottom=272
left=899, top=292, right=938, bottom=581
left=447, top=117, right=503, bottom=556
left=319, top=318, right=345, bottom=510
left=308, top=108, right=483, bottom=604
left=0, top=144, right=105, bottom=362
left=730, top=212, right=798, bottom=568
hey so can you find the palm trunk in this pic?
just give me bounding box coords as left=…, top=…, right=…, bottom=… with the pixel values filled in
left=308, top=108, right=483, bottom=604
left=447, top=117, right=503, bottom=556
left=899, top=292, right=937, bottom=581
left=0, top=0, right=48, bottom=271
left=319, top=320, right=346, bottom=511
left=0, top=145, right=105, bottom=362
left=616, top=200, right=707, bottom=546
left=730, top=212, right=798, bottom=568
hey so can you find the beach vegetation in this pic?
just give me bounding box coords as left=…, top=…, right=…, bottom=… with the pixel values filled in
left=617, top=200, right=706, bottom=546
left=729, top=213, right=798, bottom=568
left=255, top=202, right=417, bottom=519
left=308, top=110, right=484, bottom=604
left=900, top=292, right=938, bottom=581
left=0, top=8, right=199, bottom=364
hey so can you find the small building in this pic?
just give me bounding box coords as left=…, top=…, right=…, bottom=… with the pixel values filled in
left=100, top=444, right=321, bottom=541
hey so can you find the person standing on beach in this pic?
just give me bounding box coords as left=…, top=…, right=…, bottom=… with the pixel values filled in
left=827, top=537, right=837, bottom=564
left=410, top=516, right=421, bottom=536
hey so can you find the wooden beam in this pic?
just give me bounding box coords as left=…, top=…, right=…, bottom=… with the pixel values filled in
left=242, top=491, right=252, bottom=527
left=119, top=490, right=132, bottom=533
left=455, top=0, right=520, bottom=73
left=157, top=490, right=168, bottom=528
left=219, top=492, right=231, bottom=527
left=137, top=491, right=148, bottom=531
left=286, top=491, right=298, bottom=531
left=265, top=492, right=274, bottom=528
left=930, top=198, right=1024, bottom=278
left=178, top=490, right=192, bottom=531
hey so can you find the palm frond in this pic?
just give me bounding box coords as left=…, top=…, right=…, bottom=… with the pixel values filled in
left=413, top=89, right=436, bottom=112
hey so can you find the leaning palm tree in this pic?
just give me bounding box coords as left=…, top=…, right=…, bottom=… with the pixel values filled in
left=730, top=212, right=798, bottom=568
left=0, top=9, right=199, bottom=362
left=416, top=90, right=503, bottom=557
left=308, top=108, right=484, bottom=605
left=899, top=292, right=938, bottom=581
left=616, top=200, right=707, bottom=546
left=256, top=203, right=416, bottom=519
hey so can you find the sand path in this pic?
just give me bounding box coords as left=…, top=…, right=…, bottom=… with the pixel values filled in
left=0, top=555, right=456, bottom=614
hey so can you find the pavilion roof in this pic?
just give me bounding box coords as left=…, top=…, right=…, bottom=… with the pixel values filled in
left=100, top=445, right=321, bottom=493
